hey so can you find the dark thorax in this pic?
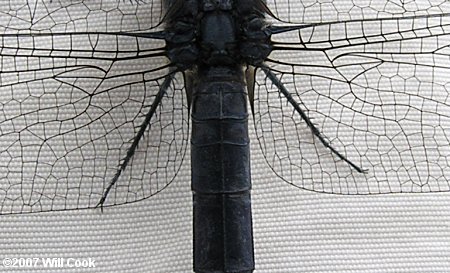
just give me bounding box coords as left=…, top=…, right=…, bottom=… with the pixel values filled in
left=164, top=0, right=272, bottom=73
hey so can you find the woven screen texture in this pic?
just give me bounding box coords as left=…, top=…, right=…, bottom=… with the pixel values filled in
left=1, top=1, right=450, bottom=272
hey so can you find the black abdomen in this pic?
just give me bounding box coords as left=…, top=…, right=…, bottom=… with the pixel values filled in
left=191, top=69, right=254, bottom=272
left=191, top=79, right=250, bottom=192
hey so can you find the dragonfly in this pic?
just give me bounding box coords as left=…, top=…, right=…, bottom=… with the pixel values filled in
left=1, top=0, right=450, bottom=272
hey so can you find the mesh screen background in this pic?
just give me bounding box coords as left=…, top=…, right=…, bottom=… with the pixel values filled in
left=1, top=1, right=450, bottom=272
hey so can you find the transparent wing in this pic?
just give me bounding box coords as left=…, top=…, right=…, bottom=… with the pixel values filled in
left=254, top=9, right=450, bottom=194
left=0, top=0, right=164, bottom=33
left=265, top=0, right=450, bottom=24
left=0, top=1, right=189, bottom=214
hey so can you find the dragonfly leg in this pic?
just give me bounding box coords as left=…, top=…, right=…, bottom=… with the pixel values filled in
left=96, top=73, right=176, bottom=208
left=260, top=65, right=367, bottom=173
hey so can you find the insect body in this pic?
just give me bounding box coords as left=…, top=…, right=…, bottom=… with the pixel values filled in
left=157, top=1, right=362, bottom=271
left=1, top=0, right=450, bottom=272
left=164, top=1, right=272, bottom=271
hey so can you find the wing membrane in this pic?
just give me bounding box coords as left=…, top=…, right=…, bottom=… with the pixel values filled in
left=255, top=12, right=450, bottom=194
left=265, top=0, right=450, bottom=24
left=0, top=0, right=164, bottom=33
left=0, top=1, right=190, bottom=214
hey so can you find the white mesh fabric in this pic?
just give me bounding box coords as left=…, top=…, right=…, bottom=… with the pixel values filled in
left=1, top=1, right=450, bottom=273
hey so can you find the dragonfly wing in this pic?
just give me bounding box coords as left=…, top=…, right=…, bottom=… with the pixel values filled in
left=253, top=12, right=450, bottom=194
left=0, top=1, right=189, bottom=214
left=0, top=0, right=165, bottom=33
left=264, top=0, right=450, bottom=24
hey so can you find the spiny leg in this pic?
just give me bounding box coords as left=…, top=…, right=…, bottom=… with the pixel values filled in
left=260, top=65, right=366, bottom=173
left=96, top=72, right=177, bottom=209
